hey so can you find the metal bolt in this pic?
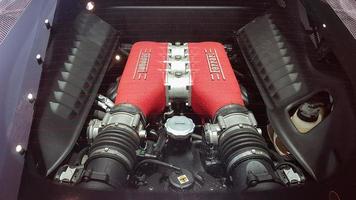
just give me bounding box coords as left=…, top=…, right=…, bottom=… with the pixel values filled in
left=175, top=55, right=182, bottom=60
left=251, top=149, right=256, bottom=154
left=174, top=71, right=183, bottom=77
left=16, top=145, right=25, bottom=155
left=139, top=130, right=147, bottom=138
left=44, top=19, right=51, bottom=29
left=148, top=186, right=154, bottom=191
left=250, top=180, right=258, bottom=186
left=322, top=24, right=327, bottom=28
left=104, top=147, right=109, bottom=152
left=27, top=93, right=35, bottom=103
left=36, top=54, right=43, bottom=64
left=238, top=124, right=243, bottom=128
left=114, top=54, right=121, bottom=62
left=86, top=1, right=95, bottom=11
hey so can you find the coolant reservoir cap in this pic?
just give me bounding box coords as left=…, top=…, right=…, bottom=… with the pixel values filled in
left=297, top=103, right=320, bottom=122
left=165, top=116, right=195, bottom=140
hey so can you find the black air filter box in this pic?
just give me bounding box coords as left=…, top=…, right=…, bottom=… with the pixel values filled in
left=237, top=7, right=355, bottom=180
left=30, top=11, right=118, bottom=175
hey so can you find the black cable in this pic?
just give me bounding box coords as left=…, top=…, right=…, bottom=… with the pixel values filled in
left=73, top=147, right=89, bottom=166
left=118, top=48, right=129, bottom=56
left=93, top=110, right=106, bottom=120
left=268, top=149, right=285, bottom=163
left=153, top=129, right=167, bottom=154
left=192, top=140, right=202, bottom=145
left=191, top=134, right=202, bottom=140
left=134, top=159, right=181, bottom=172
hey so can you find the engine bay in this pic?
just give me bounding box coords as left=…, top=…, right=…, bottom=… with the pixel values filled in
left=52, top=41, right=306, bottom=192
left=18, top=0, right=356, bottom=199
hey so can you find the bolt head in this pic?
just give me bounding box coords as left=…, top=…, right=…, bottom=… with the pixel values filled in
left=250, top=180, right=258, bottom=186
left=138, top=130, right=147, bottom=138
left=174, top=71, right=183, bottom=77
left=44, top=19, right=51, bottom=29
left=36, top=54, right=43, bottom=64
left=322, top=24, right=327, bottom=28
left=86, top=1, right=95, bottom=11
left=104, top=147, right=109, bottom=152
left=16, top=145, right=25, bottom=155
left=27, top=93, right=35, bottom=103
left=175, top=55, right=182, bottom=60
left=114, top=54, right=121, bottom=62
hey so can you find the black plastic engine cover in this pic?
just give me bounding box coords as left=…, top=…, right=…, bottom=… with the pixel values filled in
left=236, top=1, right=356, bottom=180
left=29, top=8, right=118, bottom=175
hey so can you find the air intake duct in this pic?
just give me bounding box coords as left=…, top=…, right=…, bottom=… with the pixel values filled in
left=205, top=105, right=283, bottom=192
left=81, top=104, right=144, bottom=189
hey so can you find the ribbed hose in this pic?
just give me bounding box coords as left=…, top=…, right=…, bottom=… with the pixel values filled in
left=218, top=126, right=270, bottom=170
left=89, top=126, right=139, bottom=169
left=216, top=111, right=283, bottom=192
left=81, top=125, right=140, bottom=189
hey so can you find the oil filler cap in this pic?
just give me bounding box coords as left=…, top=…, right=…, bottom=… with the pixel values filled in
left=165, top=116, right=195, bottom=140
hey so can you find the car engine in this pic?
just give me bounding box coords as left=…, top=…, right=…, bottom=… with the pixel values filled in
left=52, top=41, right=306, bottom=192
left=16, top=0, right=356, bottom=199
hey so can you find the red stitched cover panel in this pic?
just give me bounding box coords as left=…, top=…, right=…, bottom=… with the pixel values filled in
left=115, top=41, right=243, bottom=118
left=189, top=42, right=244, bottom=118
left=115, top=42, right=167, bottom=117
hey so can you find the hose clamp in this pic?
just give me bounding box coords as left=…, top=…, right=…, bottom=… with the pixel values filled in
left=90, top=148, right=133, bottom=170
left=226, top=149, right=271, bottom=173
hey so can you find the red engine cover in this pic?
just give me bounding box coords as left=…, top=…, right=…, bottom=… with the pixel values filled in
left=115, top=42, right=167, bottom=117
left=115, top=42, right=244, bottom=118
left=189, top=42, right=244, bottom=117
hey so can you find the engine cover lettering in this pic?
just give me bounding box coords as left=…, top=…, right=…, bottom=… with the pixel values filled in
left=205, top=49, right=226, bottom=81
left=133, top=49, right=151, bottom=80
